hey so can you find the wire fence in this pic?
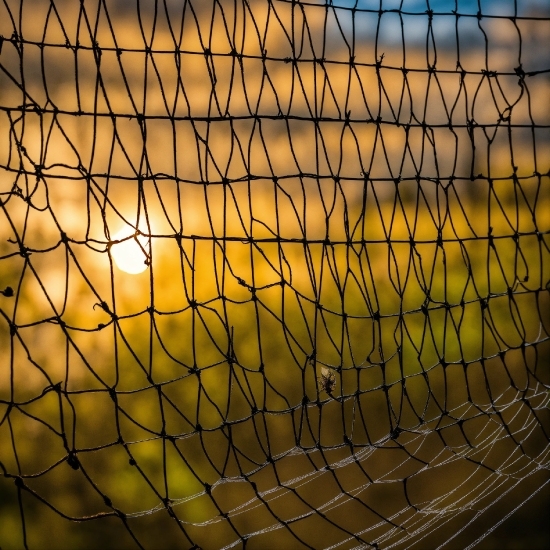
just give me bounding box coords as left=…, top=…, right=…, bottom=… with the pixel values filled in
left=0, top=0, right=549, bottom=548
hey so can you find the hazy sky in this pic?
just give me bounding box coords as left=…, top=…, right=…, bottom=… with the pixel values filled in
left=327, top=0, right=548, bottom=16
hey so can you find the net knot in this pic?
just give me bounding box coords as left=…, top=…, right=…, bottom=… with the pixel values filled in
left=67, top=452, right=80, bottom=470
left=390, top=427, right=402, bottom=440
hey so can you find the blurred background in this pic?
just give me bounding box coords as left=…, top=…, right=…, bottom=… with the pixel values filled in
left=0, top=0, right=549, bottom=548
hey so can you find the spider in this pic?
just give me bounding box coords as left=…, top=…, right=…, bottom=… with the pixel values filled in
left=318, top=367, right=336, bottom=395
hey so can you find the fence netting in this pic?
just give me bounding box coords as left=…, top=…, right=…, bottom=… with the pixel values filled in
left=0, top=0, right=549, bottom=548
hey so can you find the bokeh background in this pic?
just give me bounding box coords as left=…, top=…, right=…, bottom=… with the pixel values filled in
left=1, top=0, right=549, bottom=548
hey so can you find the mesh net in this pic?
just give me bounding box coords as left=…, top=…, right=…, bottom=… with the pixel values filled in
left=1, top=0, right=549, bottom=548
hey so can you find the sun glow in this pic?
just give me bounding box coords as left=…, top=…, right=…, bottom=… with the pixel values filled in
left=111, top=227, right=150, bottom=274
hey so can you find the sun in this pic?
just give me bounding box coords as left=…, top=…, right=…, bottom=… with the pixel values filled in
left=111, top=227, right=150, bottom=274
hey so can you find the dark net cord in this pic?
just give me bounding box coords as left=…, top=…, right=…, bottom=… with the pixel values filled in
left=0, top=0, right=549, bottom=549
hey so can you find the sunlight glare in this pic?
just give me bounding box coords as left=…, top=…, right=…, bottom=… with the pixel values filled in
left=111, top=227, right=150, bottom=274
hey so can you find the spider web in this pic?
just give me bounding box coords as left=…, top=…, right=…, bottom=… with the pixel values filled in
left=1, top=0, right=549, bottom=548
